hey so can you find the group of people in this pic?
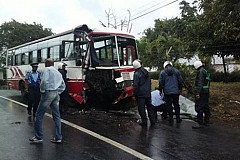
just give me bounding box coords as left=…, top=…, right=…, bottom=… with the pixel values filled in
left=25, top=59, right=68, bottom=143
left=132, top=59, right=211, bottom=129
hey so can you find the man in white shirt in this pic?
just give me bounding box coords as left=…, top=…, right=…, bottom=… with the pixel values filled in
left=151, top=88, right=167, bottom=121
left=29, top=59, right=66, bottom=143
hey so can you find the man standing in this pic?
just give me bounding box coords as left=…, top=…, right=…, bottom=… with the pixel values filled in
left=133, top=59, right=155, bottom=126
left=29, top=59, right=66, bottom=143
left=25, top=63, right=41, bottom=117
left=58, top=62, right=68, bottom=113
left=192, top=60, right=211, bottom=129
left=159, top=61, right=183, bottom=123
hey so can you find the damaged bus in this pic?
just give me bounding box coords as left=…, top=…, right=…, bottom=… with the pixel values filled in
left=6, top=24, right=138, bottom=110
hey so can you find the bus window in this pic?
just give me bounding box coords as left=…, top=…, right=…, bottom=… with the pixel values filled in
left=64, top=42, right=74, bottom=59
left=95, top=40, right=113, bottom=66
left=15, top=54, right=21, bottom=65
left=29, top=51, right=33, bottom=63
left=37, top=50, right=41, bottom=62
left=49, top=46, right=60, bottom=61
left=127, top=47, right=133, bottom=65
left=32, top=51, right=38, bottom=63
left=21, top=53, right=29, bottom=65
left=41, top=48, right=48, bottom=62
left=7, top=53, right=13, bottom=66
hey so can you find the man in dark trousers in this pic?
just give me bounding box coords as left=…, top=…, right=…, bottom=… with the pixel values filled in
left=58, top=62, right=68, bottom=113
left=192, top=60, right=211, bottom=129
left=25, top=62, right=41, bottom=117
left=133, top=59, right=155, bottom=126
left=159, top=61, right=183, bottom=123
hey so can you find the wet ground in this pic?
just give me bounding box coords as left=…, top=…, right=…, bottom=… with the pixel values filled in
left=0, top=90, right=240, bottom=160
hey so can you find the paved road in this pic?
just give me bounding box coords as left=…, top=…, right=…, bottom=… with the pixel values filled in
left=0, top=90, right=240, bottom=160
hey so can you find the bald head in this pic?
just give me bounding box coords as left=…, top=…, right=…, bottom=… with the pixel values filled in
left=45, top=58, right=54, bottom=67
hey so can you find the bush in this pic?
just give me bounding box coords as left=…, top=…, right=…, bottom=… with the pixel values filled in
left=210, top=70, right=240, bottom=82
left=149, top=71, right=160, bottom=80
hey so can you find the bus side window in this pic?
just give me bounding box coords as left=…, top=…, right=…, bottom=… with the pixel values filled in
left=29, top=51, right=33, bottom=64
left=41, top=48, right=48, bottom=62
left=49, top=46, right=60, bottom=61
left=37, top=50, right=41, bottom=62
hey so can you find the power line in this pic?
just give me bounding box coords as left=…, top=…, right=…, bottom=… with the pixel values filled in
left=131, top=0, right=169, bottom=19
left=115, top=0, right=180, bottom=27
left=130, top=0, right=180, bottom=21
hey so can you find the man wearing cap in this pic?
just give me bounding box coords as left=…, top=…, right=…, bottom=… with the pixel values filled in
left=25, top=62, right=41, bottom=117
left=58, top=62, right=68, bottom=113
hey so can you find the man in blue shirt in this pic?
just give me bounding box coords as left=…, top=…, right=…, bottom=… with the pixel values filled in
left=25, top=63, right=41, bottom=117
left=29, top=59, right=66, bottom=143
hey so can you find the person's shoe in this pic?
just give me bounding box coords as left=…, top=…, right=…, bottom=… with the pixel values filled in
left=192, top=124, right=204, bottom=129
left=176, top=118, right=182, bottom=123
left=50, top=137, right=62, bottom=143
left=29, top=136, right=43, bottom=143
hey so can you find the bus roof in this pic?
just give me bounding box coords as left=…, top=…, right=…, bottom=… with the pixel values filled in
left=8, top=25, right=135, bottom=51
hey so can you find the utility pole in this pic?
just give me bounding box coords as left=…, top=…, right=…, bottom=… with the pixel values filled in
left=127, top=10, right=131, bottom=33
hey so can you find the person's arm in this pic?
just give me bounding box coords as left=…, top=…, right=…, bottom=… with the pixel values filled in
left=40, top=68, right=49, bottom=93
left=133, top=72, right=140, bottom=97
left=57, top=78, right=66, bottom=94
left=159, top=71, right=164, bottom=93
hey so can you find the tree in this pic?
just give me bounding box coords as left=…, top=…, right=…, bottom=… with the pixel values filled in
left=0, top=20, right=53, bottom=80
left=0, top=19, right=53, bottom=49
left=198, top=0, right=240, bottom=58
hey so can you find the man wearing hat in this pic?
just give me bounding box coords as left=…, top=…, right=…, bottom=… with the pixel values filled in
left=25, top=62, right=41, bottom=117
left=58, top=62, right=68, bottom=113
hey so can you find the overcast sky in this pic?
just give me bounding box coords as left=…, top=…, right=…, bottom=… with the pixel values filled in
left=0, top=0, right=191, bottom=39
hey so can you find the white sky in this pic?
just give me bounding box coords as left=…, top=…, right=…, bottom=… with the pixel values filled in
left=0, top=0, right=192, bottom=39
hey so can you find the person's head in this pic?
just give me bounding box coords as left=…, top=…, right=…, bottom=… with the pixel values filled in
left=58, top=62, right=67, bottom=70
left=133, top=59, right=142, bottom=69
left=45, top=58, right=54, bottom=67
left=193, top=60, right=203, bottom=70
left=163, top=61, right=172, bottom=68
left=30, top=63, right=38, bottom=72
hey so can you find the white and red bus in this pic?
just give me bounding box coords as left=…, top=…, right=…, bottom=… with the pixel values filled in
left=6, top=24, right=138, bottom=109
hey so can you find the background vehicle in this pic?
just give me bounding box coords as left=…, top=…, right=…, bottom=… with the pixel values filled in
left=6, top=24, right=138, bottom=110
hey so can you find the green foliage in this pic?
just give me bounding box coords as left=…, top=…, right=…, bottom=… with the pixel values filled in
left=198, top=0, right=240, bottom=58
left=211, top=70, right=240, bottom=82
left=0, top=20, right=53, bottom=69
left=174, top=62, right=196, bottom=94
left=149, top=71, right=160, bottom=80
left=137, top=1, right=200, bottom=69
left=0, top=19, right=53, bottom=49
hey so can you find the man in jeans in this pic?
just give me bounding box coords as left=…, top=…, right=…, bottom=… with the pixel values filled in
left=29, top=59, right=66, bottom=143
